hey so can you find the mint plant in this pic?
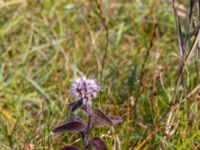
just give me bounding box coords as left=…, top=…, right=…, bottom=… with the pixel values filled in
left=52, top=77, right=122, bottom=150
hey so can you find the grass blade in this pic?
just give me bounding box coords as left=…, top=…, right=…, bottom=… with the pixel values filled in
left=173, top=0, right=185, bottom=56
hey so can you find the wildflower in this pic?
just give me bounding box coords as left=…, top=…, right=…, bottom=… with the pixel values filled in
left=52, top=76, right=122, bottom=150
left=71, top=76, right=101, bottom=105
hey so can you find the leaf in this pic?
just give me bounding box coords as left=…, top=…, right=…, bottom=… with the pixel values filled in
left=92, top=108, right=113, bottom=126
left=61, top=146, right=80, bottom=150
left=68, top=115, right=82, bottom=123
left=94, top=116, right=122, bottom=128
left=172, top=0, right=185, bottom=56
left=109, top=116, right=123, bottom=125
left=52, top=121, right=85, bottom=133
left=90, top=137, right=108, bottom=150
left=68, top=116, right=86, bottom=137
left=69, top=100, right=83, bottom=112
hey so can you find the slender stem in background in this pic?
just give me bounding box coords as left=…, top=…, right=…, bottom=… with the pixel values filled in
left=133, top=23, right=158, bottom=118
left=93, top=0, right=109, bottom=83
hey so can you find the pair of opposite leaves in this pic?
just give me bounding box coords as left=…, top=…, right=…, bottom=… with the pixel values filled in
left=52, top=99, right=122, bottom=150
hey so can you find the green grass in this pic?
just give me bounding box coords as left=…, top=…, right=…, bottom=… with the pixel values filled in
left=0, top=0, right=199, bottom=149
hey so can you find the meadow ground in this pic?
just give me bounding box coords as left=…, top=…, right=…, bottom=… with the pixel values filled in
left=0, top=0, right=199, bottom=149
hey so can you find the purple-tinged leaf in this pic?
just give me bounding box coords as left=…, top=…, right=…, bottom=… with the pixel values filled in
left=92, top=108, right=113, bottom=126
left=68, top=115, right=82, bottom=123
left=90, top=137, right=108, bottom=150
left=109, top=116, right=123, bottom=125
left=69, top=100, right=83, bottom=112
left=68, top=116, right=86, bottom=138
left=61, top=146, right=80, bottom=150
left=52, top=121, right=85, bottom=133
left=94, top=116, right=122, bottom=128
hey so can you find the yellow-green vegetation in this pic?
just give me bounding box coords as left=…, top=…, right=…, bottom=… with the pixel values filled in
left=0, top=0, right=199, bottom=149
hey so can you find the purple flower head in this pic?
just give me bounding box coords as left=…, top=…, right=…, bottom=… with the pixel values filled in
left=71, top=76, right=101, bottom=105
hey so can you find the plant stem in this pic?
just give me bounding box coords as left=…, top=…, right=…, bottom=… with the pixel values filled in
left=84, top=115, right=91, bottom=150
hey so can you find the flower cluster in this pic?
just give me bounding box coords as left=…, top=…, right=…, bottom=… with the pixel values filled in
left=71, top=76, right=101, bottom=105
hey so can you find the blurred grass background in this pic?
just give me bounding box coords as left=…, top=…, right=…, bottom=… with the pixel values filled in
left=0, top=0, right=199, bottom=149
